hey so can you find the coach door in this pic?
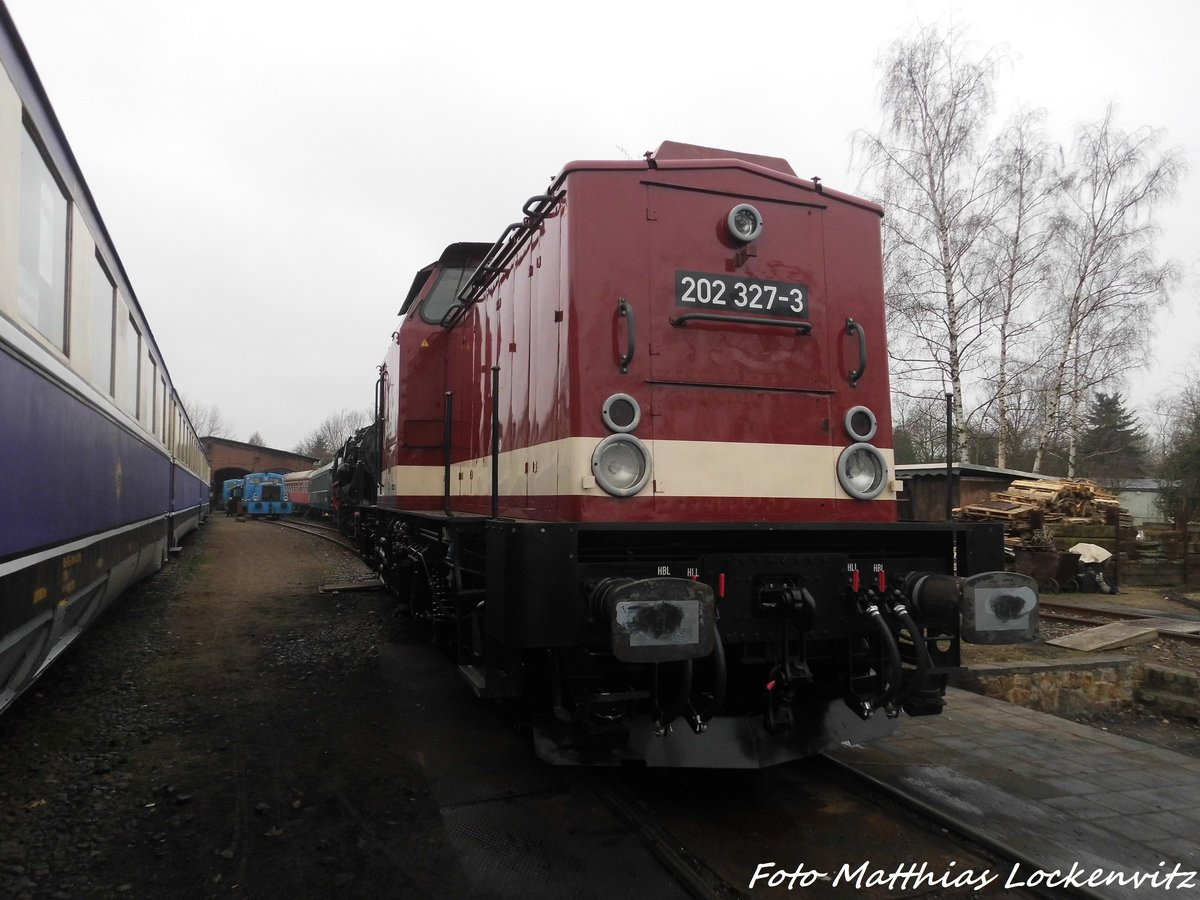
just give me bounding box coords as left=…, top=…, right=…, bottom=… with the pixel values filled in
left=645, top=184, right=831, bottom=394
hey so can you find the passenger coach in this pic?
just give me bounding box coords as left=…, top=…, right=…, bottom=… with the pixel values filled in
left=0, top=6, right=210, bottom=714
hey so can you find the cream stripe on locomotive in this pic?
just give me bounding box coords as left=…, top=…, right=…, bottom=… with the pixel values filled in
left=381, top=438, right=897, bottom=501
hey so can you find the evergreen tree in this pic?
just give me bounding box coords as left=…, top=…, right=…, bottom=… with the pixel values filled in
left=1076, top=392, right=1148, bottom=487
left=1158, top=384, right=1200, bottom=528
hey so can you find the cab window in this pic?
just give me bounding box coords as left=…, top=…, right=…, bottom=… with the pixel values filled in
left=419, top=267, right=474, bottom=325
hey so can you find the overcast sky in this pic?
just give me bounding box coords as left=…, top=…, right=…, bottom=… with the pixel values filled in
left=6, top=0, right=1198, bottom=451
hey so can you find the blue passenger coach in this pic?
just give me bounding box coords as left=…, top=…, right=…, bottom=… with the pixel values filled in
left=0, top=5, right=211, bottom=715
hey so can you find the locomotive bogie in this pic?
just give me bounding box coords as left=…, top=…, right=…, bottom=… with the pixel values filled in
left=341, top=502, right=1032, bottom=766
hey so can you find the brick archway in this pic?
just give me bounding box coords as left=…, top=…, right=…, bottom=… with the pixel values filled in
left=202, top=438, right=318, bottom=507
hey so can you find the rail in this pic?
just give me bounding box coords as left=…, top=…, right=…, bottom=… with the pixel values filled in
left=263, top=518, right=357, bottom=553
left=1040, top=600, right=1200, bottom=644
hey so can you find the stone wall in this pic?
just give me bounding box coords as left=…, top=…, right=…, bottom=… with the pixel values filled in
left=951, top=655, right=1138, bottom=717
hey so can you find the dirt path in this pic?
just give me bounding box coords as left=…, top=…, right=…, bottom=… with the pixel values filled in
left=1, top=516, right=469, bottom=899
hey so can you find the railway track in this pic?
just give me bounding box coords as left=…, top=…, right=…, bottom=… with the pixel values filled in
left=263, top=516, right=358, bottom=551
left=587, top=757, right=1048, bottom=899
left=587, top=774, right=740, bottom=900
left=1040, top=600, right=1200, bottom=644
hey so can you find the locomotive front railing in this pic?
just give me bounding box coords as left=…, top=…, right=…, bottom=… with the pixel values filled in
left=617, top=298, right=636, bottom=373
left=669, top=313, right=813, bottom=334
left=846, top=318, right=867, bottom=386
left=441, top=192, right=565, bottom=329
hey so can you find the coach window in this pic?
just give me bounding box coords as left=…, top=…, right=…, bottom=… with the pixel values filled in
left=18, top=125, right=70, bottom=351
left=149, top=362, right=159, bottom=434
left=114, top=306, right=139, bottom=416
left=141, top=350, right=154, bottom=428
left=89, top=254, right=116, bottom=393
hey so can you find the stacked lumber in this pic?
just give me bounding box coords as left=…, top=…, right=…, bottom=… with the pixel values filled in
left=955, top=479, right=1128, bottom=548
left=994, top=479, right=1122, bottom=523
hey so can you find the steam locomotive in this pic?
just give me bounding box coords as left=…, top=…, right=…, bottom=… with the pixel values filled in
left=332, top=142, right=1037, bottom=767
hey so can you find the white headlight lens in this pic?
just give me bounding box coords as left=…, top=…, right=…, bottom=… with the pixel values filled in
left=592, top=434, right=652, bottom=497
left=837, top=443, right=888, bottom=500
left=727, top=203, right=764, bottom=243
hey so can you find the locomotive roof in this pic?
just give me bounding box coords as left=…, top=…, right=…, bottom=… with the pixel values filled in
left=403, top=143, right=884, bottom=324
left=552, top=141, right=883, bottom=217
left=652, top=140, right=796, bottom=175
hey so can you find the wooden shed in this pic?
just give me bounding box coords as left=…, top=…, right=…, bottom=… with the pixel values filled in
left=895, top=463, right=1046, bottom=522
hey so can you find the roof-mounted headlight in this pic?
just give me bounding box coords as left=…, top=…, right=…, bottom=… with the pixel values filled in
left=592, top=434, right=652, bottom=497
left=837, top=443, right=888, bottom=500
left=727, top=203, right=763, bottom=243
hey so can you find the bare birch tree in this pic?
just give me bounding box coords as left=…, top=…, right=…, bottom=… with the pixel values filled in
left=977, top=110, right=1063, bottom=467
left=1032, top=106, right=1182, bottom=474
left=854, top=25, right=1002, bottom=460
left=892, top=392, right=950, bottom=463
left=181, top=396, right=232, bottom=438
left=294, top=409, right=371, bottom=464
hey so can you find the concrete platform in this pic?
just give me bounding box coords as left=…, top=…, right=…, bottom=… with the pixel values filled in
left=828, top=688, right=1200, bottom=899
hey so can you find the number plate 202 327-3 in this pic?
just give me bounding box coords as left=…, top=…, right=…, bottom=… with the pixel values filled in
left=675, top=271, right=809, bottom=319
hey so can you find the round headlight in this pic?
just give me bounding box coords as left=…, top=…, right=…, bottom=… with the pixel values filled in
left=837, top=443, right=888, bottom=500
left=844, top=406, right=878, bottom=442
left=602, top=393, right=641, bottom=433
left=727, top=203, right=764, bottom=243
left=592, top=434, right=652, bottom=497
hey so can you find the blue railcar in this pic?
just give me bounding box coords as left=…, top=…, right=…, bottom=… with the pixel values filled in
left=221, top=478, right=245, bottom=516
left=0, top=7, right=210, bottom=716
left=241, top=473, right=293, bottom=517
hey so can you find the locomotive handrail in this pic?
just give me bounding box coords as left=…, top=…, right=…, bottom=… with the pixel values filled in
left=522, top=194, right=557, bottom=217
left=443, top=391, right=454, bottom=517
left=448, top=192, right=565, bottom=323
left=490, top=366, right=501, bottom=519
left=846, top=318, right=867, bottom=386
left=617, top=298, right=635, bottom=373
left=669, top=313, right=813, bottom=334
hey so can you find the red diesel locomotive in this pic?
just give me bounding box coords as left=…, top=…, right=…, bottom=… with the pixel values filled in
left=334, top=142, right=1037, bottom=767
